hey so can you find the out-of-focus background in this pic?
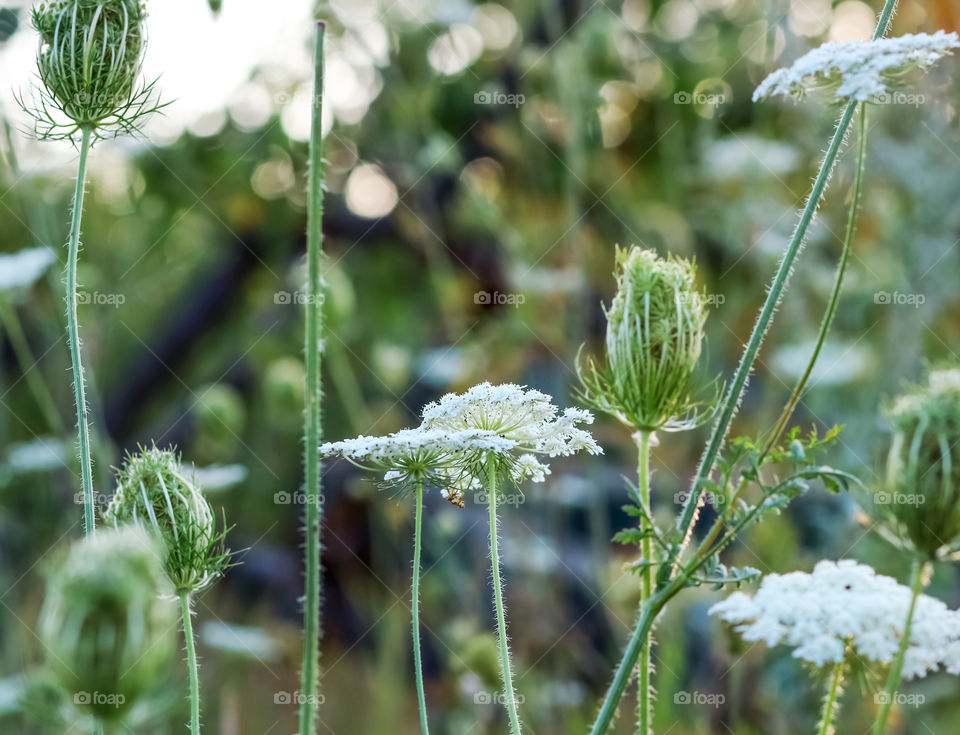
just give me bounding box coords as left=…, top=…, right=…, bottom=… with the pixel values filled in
left=1, top=0, right=960, bottom=732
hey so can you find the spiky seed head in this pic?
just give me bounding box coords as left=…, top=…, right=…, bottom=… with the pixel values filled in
left=39, top=527, right=175, bottom=720
left=881, top=368, right=960, bottom=558
left=579, top=246, right=710, bottom=433
left=104, top=444, right=230, bottom=594
left=27, top=0, right=157, bottom=140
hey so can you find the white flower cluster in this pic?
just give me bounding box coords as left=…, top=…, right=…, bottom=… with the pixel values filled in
left=754, top=31, right=960, bottom=102
left=320, top=428, right=513, bottom=463
left=0, top=247, right=56, bottom=292
left=710, top=560, right=960, bottom=678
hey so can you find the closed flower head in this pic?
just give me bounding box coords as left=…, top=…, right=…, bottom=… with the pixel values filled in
left=880, top=368, right=960, bottom=557
left=710, top=560, right=960, bottom=678
left=579, top=246, right=709, bottom=433
left=104, top=444, right=230, bottom=593
left=754, top=31, right=960, bottom=103
left=40, top=527, right=175, bottom=719
left=26, top=0, right=160, bottom=140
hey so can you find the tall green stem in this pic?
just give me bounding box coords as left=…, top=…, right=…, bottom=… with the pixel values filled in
left=765, top=104, right=868, bottom=453
left=93, top=720, right=103, bottom=735
left=180, top=592, right=201, bottom=734
left=636, top=431, right=653, bottom=735
left=872, top=559, right=928, bottom=735
left=817, top=660, right=845, bottom=735
left=412, top=479, right=429, bottom=734
left=67, top=126, right=95, bottom=535
left=487, top=458, right=523, bottom=734
left=299, top=22, right=326, bottom=735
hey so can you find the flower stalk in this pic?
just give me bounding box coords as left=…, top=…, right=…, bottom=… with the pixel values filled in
left=299, top=21, right=327, bottom=735
left=817, top=660, right=845, bottom=735
left=412, top=479, right=429, bottom=734
left=636, top=430, right=653, bottom=735
left=181, top=593, right=201, bottom=734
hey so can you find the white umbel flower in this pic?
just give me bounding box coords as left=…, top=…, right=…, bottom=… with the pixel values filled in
left=754, top=31, right=960, bottom=103
left=0, top=247, right=56, bottom=292
left=710, top=560, right=960, bottom=678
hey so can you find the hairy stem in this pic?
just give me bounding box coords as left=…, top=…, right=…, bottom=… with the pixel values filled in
left=765, top=104, right=868, bottom=454
left=412, top=479, right=430, bottom=734
left=181, top=592, right=201, bottom=734
left=299, top=22, right=326, bottom=735
left=67, top=126, right=95, bottom=535
left=637, top=431, right=653, bottom=735
left=487, top=459, right=523, bottom=734
left=817, top=660, right=845, bottom=735
left=872, top=558, right=928, bottom=735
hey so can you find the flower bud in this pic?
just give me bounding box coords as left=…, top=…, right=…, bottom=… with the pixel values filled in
left=104, top=445, right=228, bottom=594
left=883, top=368, right=960, bottom=557
left=579, top=246, right=709, bottom=432
left=29, top=0, right=153, bottom=138
left=39, top=527, right=175, bottom=720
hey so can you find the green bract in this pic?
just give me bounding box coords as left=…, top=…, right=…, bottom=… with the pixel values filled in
left=882, top=368, right=960, bottom=558
left=579, top=246, right=709, bottom=433
left=28, top=0, right=157, bottom=140
left=104, top=445, right=229, bottom=594
left=39, top=527, right=175, bottom=720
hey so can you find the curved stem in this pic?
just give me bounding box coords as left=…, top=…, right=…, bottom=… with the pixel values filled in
left=636, top=431, right=653, bottom=735
left=672, top=0, right=897, bottom=565
left=412, top=479, right=430, bottom=734
left=299, top=22, right=326, bottom=735
left=764, top=104, right=868, bottom=455
left=872, top=559, right=928, bottom=735
left=180, top=592, right=201, bottom=734
left=487, top=458, right=523, bottom=734
left=817, top=660, right=845, bottom=735
left=67, top=126, right=95, bottom=535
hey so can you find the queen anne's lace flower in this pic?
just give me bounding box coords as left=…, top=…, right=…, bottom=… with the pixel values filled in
left=754, top=31, right=960, bottom=103
left=710, top=560, right=960, bottom=678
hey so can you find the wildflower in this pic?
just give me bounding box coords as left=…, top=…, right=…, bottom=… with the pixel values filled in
left=25, top=0, right=160, bottom=140
left=39, top=527, right=175, bottom=720
left=710, top=560, right=960, bottom=678
left=104, top=444, right=230, bottom=594
left=753, top=31, right=960, bottom=103
left=578, top=246, right=709, bottom=433
left=878, top=368, right=960, bottom=557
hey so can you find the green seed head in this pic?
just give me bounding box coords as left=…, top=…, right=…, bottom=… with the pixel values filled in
left=104, top=445, right=229, bottom=594
left=579, top=246, right=709, bottom=433
left=27, top=0, right=157, bottom=140
left=39, top=527, right=175, bottom=720
left=882, top=368, right=960, bottom=557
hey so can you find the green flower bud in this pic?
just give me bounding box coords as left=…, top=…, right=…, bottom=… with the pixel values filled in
left=27, top=0, right=158, bottom=140
left=39, top=527, right=175, bottom=721
left=882, top=368, right=960, bottom=558
left=579, top=246, right=710, bottom=433
left=104, top=445, right=230, bottom=594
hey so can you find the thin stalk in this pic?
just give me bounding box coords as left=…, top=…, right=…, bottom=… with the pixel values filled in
left=872, top=559, right=928, bottom=735
left=671, top=0, right=897, bottom=563
left=299, top=22, right=326, bottom=735
left=487, top=458, right=523, bottom=734
left=67, top=126, right=95, bottom=535
left=180, top=592, right=201, bottom=734
left=412, top=479, right=429, bottom=734
left=636, top=430, right=653, bottom=735
left=817, top=660, right=845, bottom=735
left=93, top=720, right=103, bottom=735
left=764, top=104, right=868, bottom=454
